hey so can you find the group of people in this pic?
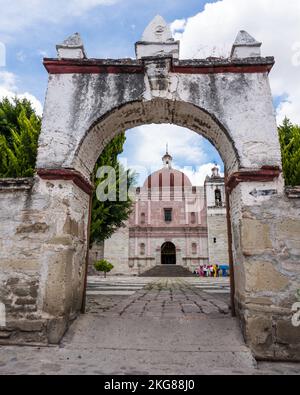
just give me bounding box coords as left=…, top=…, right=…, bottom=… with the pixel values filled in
left=193, top=264, right=229, bottom=278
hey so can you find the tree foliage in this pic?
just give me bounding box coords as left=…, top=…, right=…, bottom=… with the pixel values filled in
left=0, top=97, right=41, bottom=177
left=90, top=133, right=135, bottom=244
left=278, top=118, right=300, bottom=186
left=94, top=259, right=114, bottom=278
left=0, top=97, right=134, bottom=243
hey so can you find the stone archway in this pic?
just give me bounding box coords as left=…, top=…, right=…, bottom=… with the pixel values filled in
left=0, top=18, right=299, bottom=361
left=161, top=242, right=176, bottom=265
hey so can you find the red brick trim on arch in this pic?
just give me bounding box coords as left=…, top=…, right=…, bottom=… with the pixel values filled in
left=43, top=58, right=274, bottom=75
left=43, top=59, right=144, bottom=75
left=170, top=63, right=274, bottom=75
left=37, top=168, right=94, bottom=196
left=225, top=166, right=281, bottom=193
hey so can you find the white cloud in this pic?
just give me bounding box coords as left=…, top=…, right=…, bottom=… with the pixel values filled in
left=123, top=124, right=209, bottom=166
left=171, top=0, right=300, bottom=124
left=0, top=0, right=120, bottom=34
left=176, top=163, right=224, bottom=186
left=0, top=71, right=17, bottom=91
left=171, top=19, right=186, bottom=37
left=120, top=124, right=222, bottom=186
left=16, top=51, right=26, bottom=63
left=0, top=71, right=43, bottom=116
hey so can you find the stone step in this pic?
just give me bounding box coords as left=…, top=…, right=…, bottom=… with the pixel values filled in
left=140, top=265, right=197, bottom=277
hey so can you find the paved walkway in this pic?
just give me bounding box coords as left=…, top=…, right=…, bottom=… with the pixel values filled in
left=0, top=277, right=299, bottom=375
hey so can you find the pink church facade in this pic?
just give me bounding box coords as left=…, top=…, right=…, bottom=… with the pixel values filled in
left=102, top=151, right=229, bottom=275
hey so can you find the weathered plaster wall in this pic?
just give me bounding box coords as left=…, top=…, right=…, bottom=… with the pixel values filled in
left=0, top=179, right=44, bottom=343
left=0, top=178, right=89, bottom=344
left=103, top=224, right=130, bottom=275
left=37, top=59, right=281, bottom=180
left=230, top=180, right=300, bottom=360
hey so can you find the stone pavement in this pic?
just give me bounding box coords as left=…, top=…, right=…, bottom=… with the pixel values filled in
left=0, top=276, right=299, bottom=375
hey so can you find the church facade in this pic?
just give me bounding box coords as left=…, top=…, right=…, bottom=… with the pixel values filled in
left=100, top=150, right=229, bottom=275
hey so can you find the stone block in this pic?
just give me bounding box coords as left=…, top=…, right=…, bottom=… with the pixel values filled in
left=245, top=261, right=289, bottom=292
left=14, top=287, right=30, bottom=297
left=245, top=297, right=273, bottom=306
left=247, top=315, right=272, bottom=346
left=276, top=319, right=300, bottom=345
left=1, top=259, right=40, bottom=271
left=15, top=298, right=36, bottom=306
left=0, top=331, right=11, bottom=339
left=7, top=319, right=45, bottom=332
left=277, top=219, right=300, bottom=240
left=241, top=219, right=272, bottom=255
left=47, top=236, right=73, bottom=246
left=16, top=222, right=49, bottom=234
left=30, top=285, right=38, bottom=298
left=6, top=278, right=19, bottom=286
left=63, top=216, right=80, bottom=237
left=47, top=317, right=68, bottom=344
left=43, top=250, right=74, bottom=315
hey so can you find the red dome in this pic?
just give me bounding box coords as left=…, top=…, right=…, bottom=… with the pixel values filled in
left=143, top=168, right=192, bottom=188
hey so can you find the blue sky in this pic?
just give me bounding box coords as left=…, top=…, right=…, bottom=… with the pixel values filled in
left=1, top=0, right=211, bottom=102
left=0, top=0, right=299, bottom=185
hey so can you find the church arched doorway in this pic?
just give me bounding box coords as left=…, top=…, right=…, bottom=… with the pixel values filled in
left=161, top=242, right=176, bottom=265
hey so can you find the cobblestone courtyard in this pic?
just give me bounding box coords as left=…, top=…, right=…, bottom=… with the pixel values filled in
left=0, top=277, right=299, bottom=375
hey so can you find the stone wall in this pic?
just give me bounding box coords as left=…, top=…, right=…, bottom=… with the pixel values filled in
left=230, top=181, right=300, bottom=361
left=0, top=177, right=90, bottom=345
left=0, top=179, right=46, bottom=343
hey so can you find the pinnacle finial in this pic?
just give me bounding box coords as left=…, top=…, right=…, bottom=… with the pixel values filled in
left=56, top=32, right=87, bottom=59
left=231, top=30, right=262, bottom=59
left=135, top=15, right=179, bottom=59
left=141, top=15, right=173, bottom=43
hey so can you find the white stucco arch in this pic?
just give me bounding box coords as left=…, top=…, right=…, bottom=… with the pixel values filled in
left=1, top=25, right=299, bottom=362
left=74, top=98, right=240, bottom=179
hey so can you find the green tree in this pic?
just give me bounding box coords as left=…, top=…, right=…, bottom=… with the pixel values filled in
left=0, top=97, right=41, bottom=178
left=0, top=97, right=134, bottom=241
left=0, top=97, right=39, bottom=142
left=90, top=133, right=135, bottom=244
left=278, top=118, right=300, bottom=186
left=94, top=259, right=114, bottom=278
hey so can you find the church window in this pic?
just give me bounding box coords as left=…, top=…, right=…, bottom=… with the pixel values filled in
left=191, top=212, right=196, bottom=224
left=140, top=243, right=146, bottom=256
left=215, top=188, right=222, bottom=207
left=192, top=243, right=197, bottom=255
left=213, top=237, right=217, bottom=244
left=164, top=208, right=172, bottom=222
left=141, top=212, right=145, bottom=224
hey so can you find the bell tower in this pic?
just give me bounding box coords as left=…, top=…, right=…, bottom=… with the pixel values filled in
left=162, top=144, right=173, bottom=169
left=204, top=166, right=229, bottom=266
